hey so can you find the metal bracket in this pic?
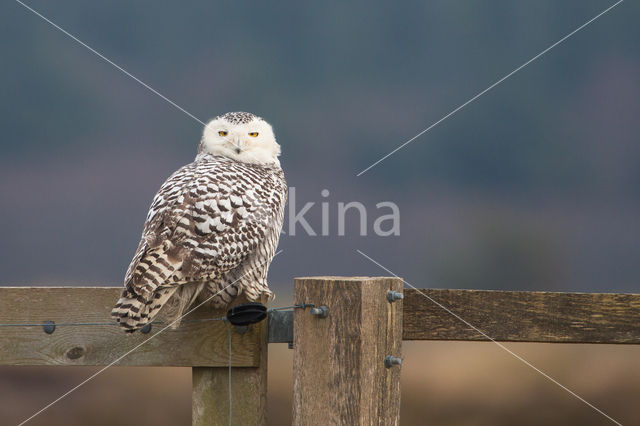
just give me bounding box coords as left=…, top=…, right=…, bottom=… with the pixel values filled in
left=267, top=310, right=293, bottom=344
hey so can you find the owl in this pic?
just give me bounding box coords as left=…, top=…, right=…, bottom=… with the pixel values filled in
left=111, top=112, right=287, bottom=332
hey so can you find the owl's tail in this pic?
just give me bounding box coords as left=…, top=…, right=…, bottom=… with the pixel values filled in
left=111, top=287, right=178, bottom=333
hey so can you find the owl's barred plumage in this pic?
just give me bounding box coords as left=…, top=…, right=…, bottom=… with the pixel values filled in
left=112, top=112, right=286, bottom=332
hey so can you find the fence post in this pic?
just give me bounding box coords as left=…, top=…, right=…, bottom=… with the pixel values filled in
left=192, top=297, right=269, bottom=426
left=292, top=277, right=403, bottom=425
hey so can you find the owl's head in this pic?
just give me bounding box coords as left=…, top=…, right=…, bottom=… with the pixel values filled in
left=199, top=112, right=281, bottom=166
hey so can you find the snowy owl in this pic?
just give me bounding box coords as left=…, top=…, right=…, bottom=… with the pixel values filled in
left=111, top=112, right=287, bottom=332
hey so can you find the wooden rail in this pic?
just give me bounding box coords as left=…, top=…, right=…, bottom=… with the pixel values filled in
left=1, top=280, right=638, bottom=425
left=403, top=289, right=640, bottom=343
left=0, top=287, right=262, bottom=367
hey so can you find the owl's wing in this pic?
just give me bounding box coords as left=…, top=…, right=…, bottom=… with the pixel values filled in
left=125, top=159, right=286, bottom=296
left=113, top=159, right=286, bottom=331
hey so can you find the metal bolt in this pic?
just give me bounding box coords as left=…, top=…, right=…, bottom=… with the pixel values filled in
left=42, top=321, right=55, bottom=334
left=310, top=306, right=329, bottom=318
left=386, top=291, right=404, bottom=303
left=140, top=323, right=152, bottom=334
left=384, top=355, right=402, bottom=368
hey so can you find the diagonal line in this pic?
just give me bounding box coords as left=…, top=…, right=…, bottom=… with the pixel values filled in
left=18, top=250, right=283, bottom=426
left=14, top=0, right=206, bottom=126
left=356, top=0, right=624, bottom=176
left=356, top=249, right=622, bottom=426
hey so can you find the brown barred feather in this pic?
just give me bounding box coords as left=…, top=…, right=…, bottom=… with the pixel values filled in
left=111, top=152, right=286, bottom=331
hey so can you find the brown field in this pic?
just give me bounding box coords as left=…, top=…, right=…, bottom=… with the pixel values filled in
left=1, top=341, right=638, bottom=425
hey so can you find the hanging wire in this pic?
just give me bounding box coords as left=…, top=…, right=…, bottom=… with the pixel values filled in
left=0, top=303, right=312, bottom=329
left=267, top=303, right=314, bottom=312
left=224, top=318, right=233, bottom=426
left=0, top=322, right=116, bottom=327
left=0, top=317, right=226, bottom=328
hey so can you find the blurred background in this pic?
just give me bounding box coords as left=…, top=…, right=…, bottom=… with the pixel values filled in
left=1, top=0, right=638, bottom=424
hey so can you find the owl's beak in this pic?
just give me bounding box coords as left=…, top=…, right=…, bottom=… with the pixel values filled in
left=230, top=139, right=242, bottom=154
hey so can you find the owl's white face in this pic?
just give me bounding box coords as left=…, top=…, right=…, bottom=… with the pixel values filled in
left=200, top=112, right=281, bottom=166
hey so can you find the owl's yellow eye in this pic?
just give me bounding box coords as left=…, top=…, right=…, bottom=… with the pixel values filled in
left=248, top=132, right=259, bottom=137
left=218, top=130, right=228, bottom=137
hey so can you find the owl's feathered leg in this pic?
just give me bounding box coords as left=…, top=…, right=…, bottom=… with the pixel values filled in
left=111, top=286, right=178, bottom=333
left=161, top=282, right=207, bottom=329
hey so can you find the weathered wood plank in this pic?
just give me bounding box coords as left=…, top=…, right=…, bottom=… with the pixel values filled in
left=293, top=277, right=403, bottom=425
left=192, top=295, right=268, bottom=426
left=403, top=289, right=640, bottom=343
left=0, top=287, right=262, bottom=366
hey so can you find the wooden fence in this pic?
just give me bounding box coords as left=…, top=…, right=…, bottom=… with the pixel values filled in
left=0, top=277, right=638, bottom=424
